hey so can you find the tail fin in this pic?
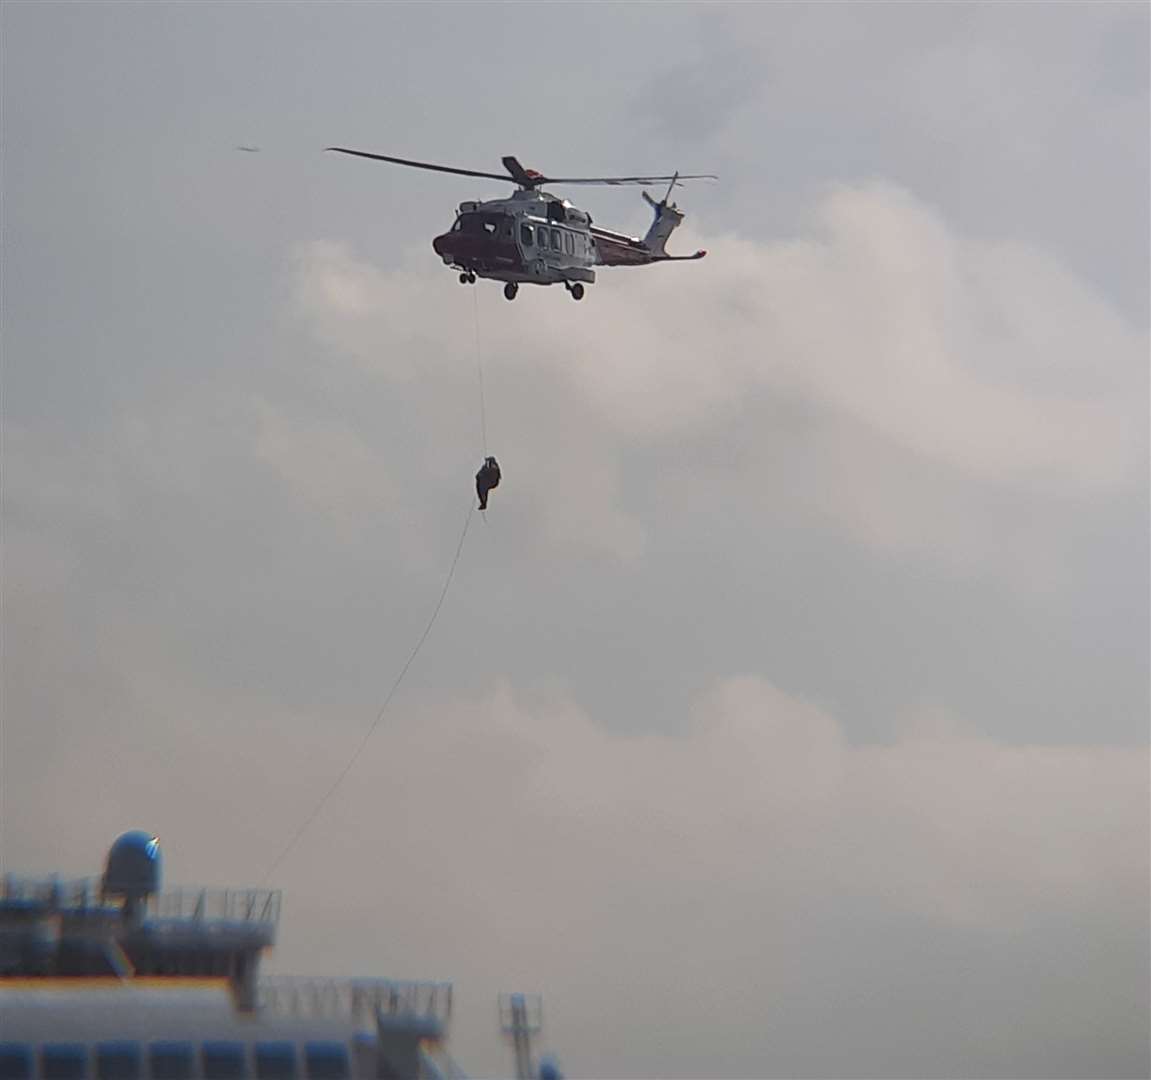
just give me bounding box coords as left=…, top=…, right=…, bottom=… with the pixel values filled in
left=640, top=173, right=687, bottom=257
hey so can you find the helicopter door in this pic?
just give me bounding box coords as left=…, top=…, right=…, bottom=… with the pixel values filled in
left=517, top=222, right=546, bottom=278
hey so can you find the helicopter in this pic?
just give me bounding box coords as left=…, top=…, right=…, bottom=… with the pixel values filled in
left=326, top=148, right=716, bottom=301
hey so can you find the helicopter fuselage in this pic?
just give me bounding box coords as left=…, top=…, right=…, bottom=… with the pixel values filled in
left=327, top=146, right=712, bottom=300
left=432, top=189, right=597, bottom=289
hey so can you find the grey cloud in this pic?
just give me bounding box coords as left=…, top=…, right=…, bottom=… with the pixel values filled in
left=633, top=11, right=769, bottom=145
left=3, top=4, right=1147, bottom=1078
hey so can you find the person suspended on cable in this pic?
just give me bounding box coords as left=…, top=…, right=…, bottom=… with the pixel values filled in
left=476, top=455, right=501, bottom=510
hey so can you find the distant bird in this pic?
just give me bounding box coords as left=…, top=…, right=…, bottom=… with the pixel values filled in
left=235, top=145, right=260, bottom=153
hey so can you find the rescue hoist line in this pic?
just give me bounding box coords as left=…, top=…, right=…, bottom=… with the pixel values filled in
left=472, top=286, right=489, bottom=456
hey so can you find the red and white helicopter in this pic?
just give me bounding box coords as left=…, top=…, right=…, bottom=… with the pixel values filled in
left=327, top=148, right=716, bottom=301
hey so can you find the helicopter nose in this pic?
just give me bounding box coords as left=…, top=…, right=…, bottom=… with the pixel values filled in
left=432, top=232, right=452, bottom=258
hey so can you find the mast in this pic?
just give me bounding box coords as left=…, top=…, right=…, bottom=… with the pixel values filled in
left=500, top=991, right=542, bottom=1080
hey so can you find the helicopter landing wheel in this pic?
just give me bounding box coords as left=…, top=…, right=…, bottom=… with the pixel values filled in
left=459, top=272, right=470, bottom=285
left=503, top=282, right=519, bottom=301
left=467, top=271, right=476, bottom=284
left=570, top=283, right=585, bottom=301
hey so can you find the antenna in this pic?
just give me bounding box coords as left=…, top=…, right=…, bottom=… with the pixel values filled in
left=500, top=992, right=542, bottom=1080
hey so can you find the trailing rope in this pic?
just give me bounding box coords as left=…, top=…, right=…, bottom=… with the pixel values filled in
left=261, top=500, right=475, bottom=883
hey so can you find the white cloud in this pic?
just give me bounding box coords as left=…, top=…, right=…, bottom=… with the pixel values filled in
left=372, top=675, right=1145, bottom=932
left=261, top=675, right=1147, bottom=1077
left=9, top=655, right=1138, bottom=1076
left=550, top=185, right=1142, bottom=491
left=293, top=183, right=1145, bottom=577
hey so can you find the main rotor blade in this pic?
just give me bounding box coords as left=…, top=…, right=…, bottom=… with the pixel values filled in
left=541, top=173, right=717, bottom=186
left=501, top=156, right=537, bottom=187
left=325, top=148, right=512, bottom=184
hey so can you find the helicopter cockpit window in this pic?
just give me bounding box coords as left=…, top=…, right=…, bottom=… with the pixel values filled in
left=520, top=224, right=533, bottom=246
left=458, top=213, right=507, bottom=236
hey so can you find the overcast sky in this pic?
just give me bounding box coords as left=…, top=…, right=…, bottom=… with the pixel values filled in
left=2, top=3, right=1148, bottom=1078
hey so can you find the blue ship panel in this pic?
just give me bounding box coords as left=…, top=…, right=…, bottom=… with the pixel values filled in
left=0, top=1045, right=32, bottom=1080
left=200, top=1042, right=247, bottom=1080
left=147, top=1044, right=194, bottom=1080
left=253, top=1044, right=296, bottom=1080
left=41, top=1046, right=87, bottom=1080
left=302, top=1044, right=348, bottom=1080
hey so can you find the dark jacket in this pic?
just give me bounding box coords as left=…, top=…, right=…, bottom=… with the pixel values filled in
left=476, top=457, right=501, bottom=508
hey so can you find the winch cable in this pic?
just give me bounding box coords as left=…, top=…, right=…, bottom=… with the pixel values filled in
left=472, top=286, right=491, bottom=526
left=261, top=497, right=474, bottom=885
left=473, top=286, right=489, bottom=457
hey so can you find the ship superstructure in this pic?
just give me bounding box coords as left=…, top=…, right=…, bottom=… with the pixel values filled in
left=0, top=833, right=459, bottom=1080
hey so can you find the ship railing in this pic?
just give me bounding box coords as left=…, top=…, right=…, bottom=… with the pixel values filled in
left=149, top=888, right=281, bottom=925
left=0, top=875, right=96, bottom=909
left=0, top=876, right=280, bottom=925
left=258, top=976, right=452, bottom=1022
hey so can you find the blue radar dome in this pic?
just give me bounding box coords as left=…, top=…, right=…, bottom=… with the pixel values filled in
left=538, top=1056, right=564, bottom=1080
left=103, top=831, right=162, bottom=902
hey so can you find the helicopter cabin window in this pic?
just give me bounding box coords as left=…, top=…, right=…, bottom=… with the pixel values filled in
left=564, top=232, right=573, bottom=255
left=520, top=224, right=533, bottom=246
left=458, top=213, right=505, bottom=236
left=551, top=228, right=561, bottom=251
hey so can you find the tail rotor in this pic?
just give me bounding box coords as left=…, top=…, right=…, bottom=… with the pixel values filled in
left=639, top=171, right=688, bottom=257
left=642, top=171, right=680, bottom=215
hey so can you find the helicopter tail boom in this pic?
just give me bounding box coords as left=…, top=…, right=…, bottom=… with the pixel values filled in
left=590, top=181, right=706, bottom=266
